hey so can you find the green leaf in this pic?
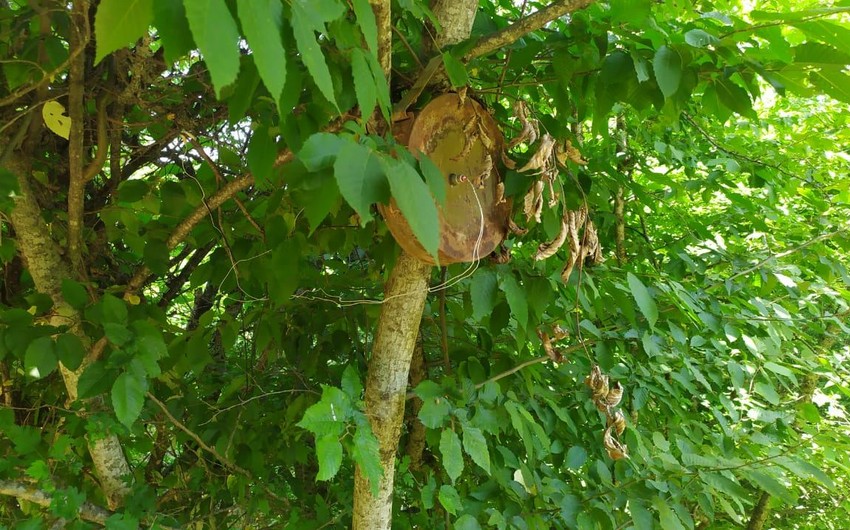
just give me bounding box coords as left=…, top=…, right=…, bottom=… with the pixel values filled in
left=499, top=273, right=528, bottom=329
left=462, top=426, right=491, bottom=474
left=112, top=371, right=147, bottom=427
left=351, top=48, right=377, bottom=116
left=471, top=270, right=498, bottom=322
left=290, top=1, right=338, bottom=110
left=749, top=470, right=796, bottom=503
left=269, top=239, right=300, bottom=303
left=442, top=52, right=468, bottom=88
left=419, top=397, right=451, bottom=428
left=94, top=0, right=154, bottom=64
left=248, top=126, right=277, bottom=188
left=333, top=141, right=389, bottom=224
left=299, top=132, right=346, bottom=171
left=341, top=365, right=363, bottom=399
left=238, top=0, right=287, bottom=108
left=61, top=279, right=90, bottom=309
left=316, top=434, right=343, bottom=480
left=380, top=156, right=440, bottom=261
left=627, top=273, right=659, bottom=328
left=351, top=424, right=382, bottom=495
left=715, top=78, right=755, bottom=117
left=438, top=484, right=462, bottom=515
left=754, top=381, right=780, bottom=405
left=297, top=386, right=351, bottom=436
left=184, top=0, right=242, bottom=96
left=104, top=323, right=133, bottom=346
left=810, top=69, right=850, bottom=104
left=101, top=293, right=128, bottom=325
left=653, top=46, right=682, bottom=98
left=455, top=514, right=482, bottom=530
left=684, top=29, right=719, bottom=48
left=419, top=154, right=447, bottom=207
left=440, top=428, right=464, bottom=483
left=630, top=499, right=654, bottom=530
left=24, top=337, right=57, bottom=379
left=153, top=0, right=195, bottom=63
left=352, top=0, right=378, bottom=53
left=653, top=497, right=686, bottom=530
left=566, top=445, right=588, bottom=469
left=55, top=334, right=86, bottom=371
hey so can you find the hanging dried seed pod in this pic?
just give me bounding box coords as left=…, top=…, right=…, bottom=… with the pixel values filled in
left=603, top=425, right=629, bottom=460
left=605, top=381, right=624, bottom=409
left=519, top=133, right=556, bottom=173
left=607, top=409, right=627, bottom=437
left=507, top=218, right=528, bottom=236
left=534, top=217, right=568, bottom=261
left=523, top=179, right=544, bottom=223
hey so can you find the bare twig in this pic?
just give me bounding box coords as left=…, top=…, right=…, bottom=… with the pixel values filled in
left=66, top=0, right=90, bottom=277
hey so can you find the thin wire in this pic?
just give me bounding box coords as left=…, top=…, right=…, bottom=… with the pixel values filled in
left=292, top=180, right=488, bottom=307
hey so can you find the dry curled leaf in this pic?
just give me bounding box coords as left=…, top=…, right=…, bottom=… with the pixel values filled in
left=523, top=179, right=544, bottom=223
left=552, top=324, right=568, bottom=340
left=508, top=218, right=528, bottom=236
left=508, top=100, right=539, bottom=149
left=537, top=329, right=564, bottom=362
left=518, top=133, right=556, bottom=173
left=603, top=425, right=629, bottom=460
left=495, top=181, right=507, bottom=205
left=605, top=381, right=623, bottom=409
left=556, top=139, right=587, bottom=166
left=534, top=217, right=568, bottom=261
left=585, top=365, right=609, bottom=402
left=607, top=409, right=627, bottom=437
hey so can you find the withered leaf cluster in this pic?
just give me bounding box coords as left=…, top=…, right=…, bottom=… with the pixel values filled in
left=503, top=101, right=602, bottom=281
left=585, top=365, right=629, bottom=460
left=536, top=324, right=569, bottom=362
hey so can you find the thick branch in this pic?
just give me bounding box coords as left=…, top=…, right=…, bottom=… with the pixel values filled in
left=370, top=0, right=392, bottom=76
left=0, top=480, right=112, bottom=525
left=352, top=252, right=432, bottom=530
left=463, top=0, right=596, bottom=61
left=67, top=0, right=90, bottom=277
left=746, top=491, right=771, bottom=530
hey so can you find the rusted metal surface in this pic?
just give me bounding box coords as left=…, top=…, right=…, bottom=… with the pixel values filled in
left=380, top=93, right=511, bottom=265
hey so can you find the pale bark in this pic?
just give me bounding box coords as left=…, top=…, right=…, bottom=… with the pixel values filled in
left=746, top=491, right=771, bottom=530
left=352, top=253, right=431, bottom=530
left=431, top=0, right=479, bottom=47
left=7, top=155, right=131, bottom=509
left=0, top=480, right=113, bottom=525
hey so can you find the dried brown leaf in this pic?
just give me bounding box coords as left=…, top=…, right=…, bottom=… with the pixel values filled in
left=518, top=134, right=556, bottom=173
left=523, top=179, right=544, bottom=223
left=508, top=218, right=528, bottom=236
left=607, top=409, right=627, bottom=437
left=534, top=218, right=568, bottom=261
left=603, top=425, right=629, bottom=460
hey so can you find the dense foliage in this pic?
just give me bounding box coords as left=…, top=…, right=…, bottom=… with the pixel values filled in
left=1, top=0, right=850, bottom=528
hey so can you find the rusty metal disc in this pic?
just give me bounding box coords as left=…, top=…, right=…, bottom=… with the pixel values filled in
left=380, top=93, right=511, bottom=265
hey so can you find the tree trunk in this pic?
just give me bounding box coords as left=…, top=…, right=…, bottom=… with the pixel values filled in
left=352, top=252, right=431, bottom=530
left=7, top=154, right=131, bottom=509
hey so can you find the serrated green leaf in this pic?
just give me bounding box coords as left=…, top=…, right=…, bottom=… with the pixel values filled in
left=715, top=78, right=755, bottom=117
left=462, top=426, right=490, bottom=474
left=653, top=497, right=686, bottom=530
left=299, top=132, right=346, bottom=171
left=351, top=48, right=377, bottom=116
left=153, top=0, right=194, bottom=63
left=438, top=484, right=462, bottom=515
left=630, top=499, right=654, bottom=530
left=94, top=0, right=154, bottom=64
left=418, top=397, right=451, bottom=428
left=352, top=0, right=378, bottom=53
left=351, top=423, right=382, bottom=495
left=333, top=141, right=389, bottom=224
left=290, top=2, right=338, bottom=110
left=24, top=337, right=56, bottom=379
left=653, top=46, right=682, bottom=98
left=627, top=273, right=658, bottom=328
left=442, top=52, right=468, bottom=88
left=419, top=154, right=447, bottom=207
left=238, top=0, right=287, bottom=108
left=341, top=365, right=363, bottom=399
left=810, top=69, right=850, bottom=104
left=440, top=428, right=464, bottom=483
left=380, top=155, right=440, bottom=261
left=112, top=371, right=147, bottom=427
left=749, top=470, right=796, bottom=503
left=247, top=126, right=277, bottom=188
left=566, top=445, right=588, bottom=469
left=297, top=386, right=351, bottom=436
left=55, top=334, right=85, bottom=371
left=316, top=434, right=343, bottom=480
left=413, top=380, right=444, bottom=400
left=499, top=273, right=528, bottom=329
left=471, top=270, right=498, bottom=322
left=754, top=381, right=780, bottom=405
left=184, top=0, right=241, bottom=96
